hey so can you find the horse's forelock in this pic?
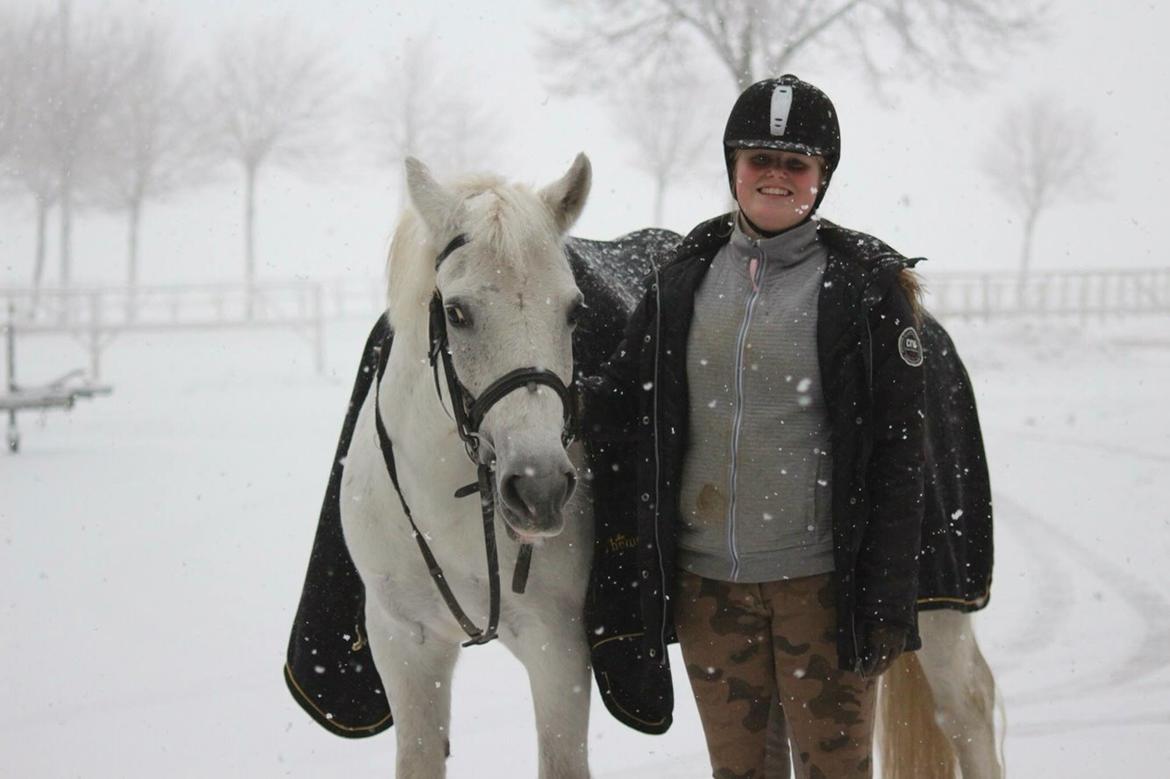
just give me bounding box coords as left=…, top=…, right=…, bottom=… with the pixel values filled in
left=456, top=178, right=563, bottom=272
left=386, top=175, right=565, bottom=337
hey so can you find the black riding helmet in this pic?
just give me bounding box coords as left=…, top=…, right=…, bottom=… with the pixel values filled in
left=724, top=74, right=841, bottom=212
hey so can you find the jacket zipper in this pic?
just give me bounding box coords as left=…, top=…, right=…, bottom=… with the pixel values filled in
left=726, top=248, right=766, bottom=580
left=651, top=263, right=669, bottom=663
left=852, top=269, right=879, bottom=670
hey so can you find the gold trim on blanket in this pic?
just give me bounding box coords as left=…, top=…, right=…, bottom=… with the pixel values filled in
left=284, top=662, right=392, bottom=733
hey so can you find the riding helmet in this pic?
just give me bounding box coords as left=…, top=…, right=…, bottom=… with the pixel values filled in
left=723, top=74, right=841, bottom=211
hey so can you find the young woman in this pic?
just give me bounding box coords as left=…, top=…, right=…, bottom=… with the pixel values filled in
left=583, top=75, right=927, bottom=778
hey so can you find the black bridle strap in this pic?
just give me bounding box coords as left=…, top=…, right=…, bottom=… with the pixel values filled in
left=466, top=367, right=573, bottom=437
left=512, top=543, right=534, bottom=594
left=435, top=234, right=470, bottom=268
left=373, top=382, right=501, bottom=647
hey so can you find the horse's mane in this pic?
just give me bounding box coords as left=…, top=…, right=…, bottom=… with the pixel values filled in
left=386, top=173, right=562, bottom=341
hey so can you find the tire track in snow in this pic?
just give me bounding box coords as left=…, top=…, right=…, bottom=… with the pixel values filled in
left=995, top=493, right=1170, bottom=706
left=990, top=490, right=1078, bottom=669
left=1005, top=431, right=1170, bottom=464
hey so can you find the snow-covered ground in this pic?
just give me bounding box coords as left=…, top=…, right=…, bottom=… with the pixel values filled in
left=3, top=312, right=1169, bottom=777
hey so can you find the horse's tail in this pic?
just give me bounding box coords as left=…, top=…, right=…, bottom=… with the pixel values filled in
left=875, top=652, right=956, bottom=779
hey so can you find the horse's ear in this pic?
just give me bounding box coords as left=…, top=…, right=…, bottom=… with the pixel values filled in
left=539, top=153, right=591, bottom=234
left=405, top=157, right=462, bottom=240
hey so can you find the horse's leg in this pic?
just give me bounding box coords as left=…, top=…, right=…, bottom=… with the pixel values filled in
left=511, top=618, right=592, bottom=779
left=366, top=606, right=460, bottom=779
left=917, top=610, right=1002, bottom=779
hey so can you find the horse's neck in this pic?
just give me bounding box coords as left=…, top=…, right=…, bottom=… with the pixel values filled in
left=380, top=322, right=465, bottom=462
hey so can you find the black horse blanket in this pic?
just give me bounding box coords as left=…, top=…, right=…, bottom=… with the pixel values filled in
left=283, top=230, right=679, bottom=737
left=284, top=228, right=992, bottom=738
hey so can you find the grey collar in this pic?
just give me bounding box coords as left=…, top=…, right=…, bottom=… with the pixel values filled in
left=730, top=216, right=820, bottom=269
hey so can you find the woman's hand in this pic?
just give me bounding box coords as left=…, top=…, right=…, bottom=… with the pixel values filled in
left=858, top=621, right=907, bottom=677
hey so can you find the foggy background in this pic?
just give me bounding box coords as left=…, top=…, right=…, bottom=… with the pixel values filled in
left=2, top=0, right=1166, bottom=290
left=3, top=1, right=1169, bottom=777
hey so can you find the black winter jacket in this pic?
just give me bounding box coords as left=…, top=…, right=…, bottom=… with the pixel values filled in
left=581, top=214, right=927, bottom=732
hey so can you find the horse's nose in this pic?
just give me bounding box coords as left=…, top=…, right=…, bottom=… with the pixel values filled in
left=500, top=465, right=577, bottom=529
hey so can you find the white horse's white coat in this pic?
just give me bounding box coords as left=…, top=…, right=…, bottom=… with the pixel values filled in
left=341, top=156, right=594, bottom=779
left=917, top=612, right=1002, bottom=778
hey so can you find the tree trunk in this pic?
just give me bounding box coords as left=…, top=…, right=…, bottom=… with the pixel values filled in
left=653, top=173, right=666, bottom=227
left=31, top=198, right=50, bottom=313
left=59, top=162, right=73, bottom=292
left=1017, top=207, right=1039, bottom=309
left=126, top=199, right=142, bottom=321
left=57, top=1, right=72, bottom=292
left=244, top=162, right=257, bottom=319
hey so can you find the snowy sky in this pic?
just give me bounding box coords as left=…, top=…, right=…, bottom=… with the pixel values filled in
left=3, top=4, right=1170, bottom=774
left=1, top=0, right=1167, bottom=288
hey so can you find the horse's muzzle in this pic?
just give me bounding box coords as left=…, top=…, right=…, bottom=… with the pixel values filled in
left=498, top=462, right=577, bottom=537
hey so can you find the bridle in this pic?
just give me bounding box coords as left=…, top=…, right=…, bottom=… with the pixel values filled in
left=427, top=234, right=577, bottom=461
left=373, top=233, right=579, bottom=647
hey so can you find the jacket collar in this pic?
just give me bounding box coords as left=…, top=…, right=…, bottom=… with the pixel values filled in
left=673, top=213, right=736, bottom=264
left=817, top=218, right=922, bottom=273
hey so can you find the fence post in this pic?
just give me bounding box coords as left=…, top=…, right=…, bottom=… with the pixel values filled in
left=313, top=283, right=325, bottom=376
left=4, top=302, right=16, bottom=453
left=89, top=292, right=103, bottom=381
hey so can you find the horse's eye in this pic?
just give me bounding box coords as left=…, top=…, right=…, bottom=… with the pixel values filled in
left=445, top=305, right=469, bottom=328
left=567, top=301, right=585, bottom=326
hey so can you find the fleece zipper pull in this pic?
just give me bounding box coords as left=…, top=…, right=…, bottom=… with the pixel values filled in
left=748, top=256, right=761, bottom=293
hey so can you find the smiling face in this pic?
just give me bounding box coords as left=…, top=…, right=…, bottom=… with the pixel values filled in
left=733, top=148, right=825, bottom=233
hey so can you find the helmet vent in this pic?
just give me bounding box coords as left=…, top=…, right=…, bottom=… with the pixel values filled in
left=770, top=85, right=794, bottom=136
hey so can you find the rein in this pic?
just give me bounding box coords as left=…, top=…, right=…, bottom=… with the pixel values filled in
left=372, top=233, right=577, bottom=647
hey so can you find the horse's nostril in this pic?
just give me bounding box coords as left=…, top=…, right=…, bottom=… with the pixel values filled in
left=563, top=469, right=578, bottom=503
left=502, top=474, right=526, bottom=516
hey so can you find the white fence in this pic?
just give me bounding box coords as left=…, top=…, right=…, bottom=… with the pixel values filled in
left=0, top=278, right=386, bottom=379
left=921, top=267, right=1170, bottom=321
left=2, top=267, right=1167, bottom=381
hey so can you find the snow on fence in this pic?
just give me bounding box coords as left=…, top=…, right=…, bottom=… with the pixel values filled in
left=921, top=267, right=1170, bottom=321
left=0, top=278, right=386, bottom=379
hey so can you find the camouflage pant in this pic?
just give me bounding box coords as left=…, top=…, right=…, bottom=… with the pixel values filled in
left=675, top=571, right=876, bottom=779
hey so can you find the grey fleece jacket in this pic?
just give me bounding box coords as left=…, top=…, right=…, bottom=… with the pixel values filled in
left=676, top=217, right=835, bottom=582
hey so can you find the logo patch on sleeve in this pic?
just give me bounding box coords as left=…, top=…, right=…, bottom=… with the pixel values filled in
left=898, top=327, right=924, bottom=367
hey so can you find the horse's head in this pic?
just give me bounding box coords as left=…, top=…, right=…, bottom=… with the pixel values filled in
left=394, top=154, right=592, bottom=541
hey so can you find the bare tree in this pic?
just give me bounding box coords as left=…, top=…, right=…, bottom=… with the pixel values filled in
left=0, top=11, right=61, bottom=298
left=611, top=63, right=716, bottom=225
left=1, top=3, right=128, bottom=293
left=363, top=37, right=505, bottom=197
left=0, top=11, right=23, bottom=161
left=205, top=21, right=337, bottom=314
left=40, top=1, right=131, bottom=290
left=541, top=0, right=1046, bottom=94
left=983, top=95, right=1102, bottom=294
left=87, top=26, right=210, bottom=316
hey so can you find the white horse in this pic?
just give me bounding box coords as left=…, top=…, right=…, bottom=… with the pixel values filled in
left=875, top=611, right=1003, bottom=779
left=339, top=155, right=595, bottom=778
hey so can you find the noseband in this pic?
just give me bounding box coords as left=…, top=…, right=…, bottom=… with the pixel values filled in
left=372, top=233, right=578, bottom=648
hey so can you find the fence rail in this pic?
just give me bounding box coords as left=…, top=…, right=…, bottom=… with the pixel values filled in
left=0, top=278, right=385, bottom=379
left=920, top=267, right=1170, bottom=321
left=1, top=268, right=1166, bottom=379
